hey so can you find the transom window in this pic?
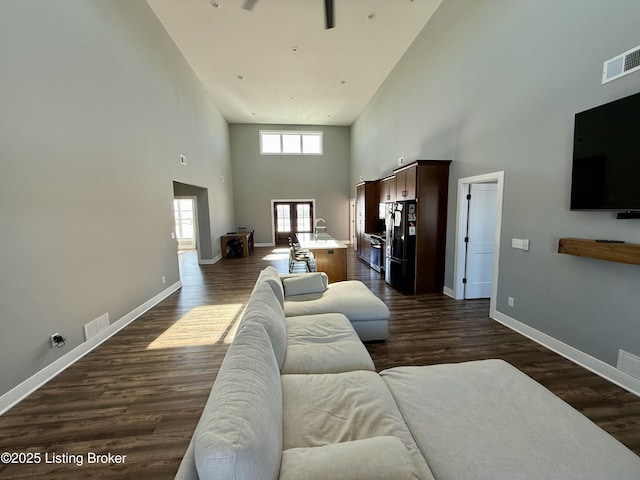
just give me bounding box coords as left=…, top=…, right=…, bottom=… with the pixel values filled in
left=260, top=130, right=323, bottom=155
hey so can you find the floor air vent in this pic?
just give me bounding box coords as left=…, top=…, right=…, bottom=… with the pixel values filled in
left=617, top=349, right=640, bottom=380
left=603, top=45, right=640, bottom=83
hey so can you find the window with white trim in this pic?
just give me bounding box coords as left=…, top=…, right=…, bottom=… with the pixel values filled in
left=259, top=130, right=323, bottom=155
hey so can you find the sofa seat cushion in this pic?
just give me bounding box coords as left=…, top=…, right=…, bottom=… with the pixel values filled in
left=281, top=370, right=435, bottom=480
left=381, top=359, right=640, bottom=480
left=283, top=280, right=390, bottom=341
left=279, top=436, right=422, bottom=480
left=281, top=313, right=375, bottom=374
left=194, top=322, right=282, bottom=480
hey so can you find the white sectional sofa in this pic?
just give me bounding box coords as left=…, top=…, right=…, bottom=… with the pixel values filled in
left=175, top=268, right=640, bottom=480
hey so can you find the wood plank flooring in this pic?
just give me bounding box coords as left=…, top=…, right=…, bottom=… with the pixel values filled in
left=0, top=246, right=638, bottom=479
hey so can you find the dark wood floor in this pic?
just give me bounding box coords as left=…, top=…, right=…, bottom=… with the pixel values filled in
left=1, top=247, right=638, bottom=479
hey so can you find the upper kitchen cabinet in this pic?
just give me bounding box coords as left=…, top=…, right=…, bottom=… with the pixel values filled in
left=395, top=164, right=417, bottom=200
left=379, top=176, right=396, bottom=203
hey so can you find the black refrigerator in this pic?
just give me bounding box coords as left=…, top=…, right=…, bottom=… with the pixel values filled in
left=385, top=201, right=417, bottom=295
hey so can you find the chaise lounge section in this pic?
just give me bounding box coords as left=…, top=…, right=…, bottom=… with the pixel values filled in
left=261, top=267, right=390, bottom=341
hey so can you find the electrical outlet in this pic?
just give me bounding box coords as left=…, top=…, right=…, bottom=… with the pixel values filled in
left=162, top=276, right=166, bottom=284
left=507, top=297, right=515, bottom=307
left=50, top=333, right=65, bottom=347
left=179, top=154, right=187, bottom=165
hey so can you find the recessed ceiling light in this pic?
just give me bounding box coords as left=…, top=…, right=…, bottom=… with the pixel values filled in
left=210, top=1, right=220, bottom=8
left=291, top=46, right=300, bottom=53
left=367, top=12, right=376, bottom=20
left=289, top=96, right=295, bottom=100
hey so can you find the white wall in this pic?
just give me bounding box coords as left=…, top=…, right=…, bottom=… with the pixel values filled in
left=352, top=0, right=640, bottom=370
left=0, top=0, right=234, bottom=399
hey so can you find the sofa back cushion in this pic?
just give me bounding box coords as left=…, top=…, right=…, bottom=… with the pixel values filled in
left=254, top=266, right=285, bottom=308
left=238, top=280, right=287, bottom=369
left=282, top=272, right=328, bottom=297
left=194, top=322, right=282, bottom=480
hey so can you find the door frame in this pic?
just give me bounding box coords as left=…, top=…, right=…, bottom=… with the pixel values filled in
left=270, top=198, right=316, bottom=246
left=452, top=171, right=504, bottom=319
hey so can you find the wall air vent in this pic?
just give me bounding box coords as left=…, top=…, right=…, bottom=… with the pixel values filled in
left=602, top=45, right=640, bottom=84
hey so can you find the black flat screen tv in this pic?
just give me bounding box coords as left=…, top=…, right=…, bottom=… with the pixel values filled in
left=570, top=91, right=640, bottom=211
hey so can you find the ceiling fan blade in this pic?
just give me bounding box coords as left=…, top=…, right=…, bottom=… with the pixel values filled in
left=324, top=0, right=334, bottom=29
left=242, top=0, right=258, bottom=11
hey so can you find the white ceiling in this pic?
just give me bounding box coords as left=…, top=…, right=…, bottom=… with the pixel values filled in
left=146, top=0, right=442, bottom=126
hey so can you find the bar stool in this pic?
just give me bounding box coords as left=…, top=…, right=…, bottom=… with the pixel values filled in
left=289, top=247, right=314, bottom=273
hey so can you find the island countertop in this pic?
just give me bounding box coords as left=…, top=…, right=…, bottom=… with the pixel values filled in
left=295, top=233, right=347, bottom=282
left=296, top=232, right=347, bottom=250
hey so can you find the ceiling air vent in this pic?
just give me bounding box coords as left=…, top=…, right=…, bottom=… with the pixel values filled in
left=602, top=45, right=640, bottom=84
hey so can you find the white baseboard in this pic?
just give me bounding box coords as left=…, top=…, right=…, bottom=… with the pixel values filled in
left=199, top=254, right=221, bottom=265
left=493, top=310, right=640, bottom=397
left=0, top=281, right=183, bottom=415
left=443, top=286, right=455, bottom=299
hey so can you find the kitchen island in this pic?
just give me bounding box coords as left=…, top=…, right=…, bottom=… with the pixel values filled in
left=295, top=233, right=347, bottom=283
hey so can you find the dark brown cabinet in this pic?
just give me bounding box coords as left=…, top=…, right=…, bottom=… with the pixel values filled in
left=395, top=164, right=417, bottom=200
left=355, top=181, right=379, bottom=262
left=398, top=160, right=451, bottom=294
left=379, top=176, right=396, bottom=203
left=356, top=161, right=450, bottom=292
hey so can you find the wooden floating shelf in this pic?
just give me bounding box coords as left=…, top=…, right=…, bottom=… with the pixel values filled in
left=558, top=238, right=640, bottom=266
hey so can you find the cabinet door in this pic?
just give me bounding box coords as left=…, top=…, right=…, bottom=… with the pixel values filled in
left=360, top=233, right=372, bottom=263
left=379, top=179, right=387, bottom=203
left=404, top=166, right=416, bottom=199
left=396, top=167, right=416, bottom=200
left=395, top=170, right=406, bottom=200
left=380, top=177, right=396, bottom=203
left=355, top=184, right=365, bottom=254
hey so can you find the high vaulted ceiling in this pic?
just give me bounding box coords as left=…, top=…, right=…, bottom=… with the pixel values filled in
left=146, top=0, right=442, bottom=126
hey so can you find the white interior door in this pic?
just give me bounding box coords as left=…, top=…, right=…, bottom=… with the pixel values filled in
left=464, top=183, right=498, bottom=299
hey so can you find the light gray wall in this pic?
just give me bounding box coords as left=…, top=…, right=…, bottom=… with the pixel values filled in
left=230, top=124, right=351, bottom=244
left=0, top=0, right=234, bottom=396
left=351, top=0, right=640, bottom=367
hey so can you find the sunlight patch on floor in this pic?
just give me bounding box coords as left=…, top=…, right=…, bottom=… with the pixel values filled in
left=146, top=303, right=245, bottom=349
left=262, top=247, right=290, bottom=261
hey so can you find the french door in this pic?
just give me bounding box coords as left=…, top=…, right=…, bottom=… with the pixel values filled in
left=274, top=201, right=314, bottom=245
